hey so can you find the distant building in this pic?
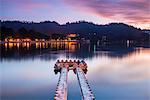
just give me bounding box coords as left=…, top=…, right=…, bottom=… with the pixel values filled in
left=143, top=30, right=150, bottom=34
left=66, top=33, right=78, bottom=40
left=67, top=33, right=77, bottom=38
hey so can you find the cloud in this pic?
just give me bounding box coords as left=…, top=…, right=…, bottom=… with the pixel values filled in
left=63, top=0, right=150, bottom=28
left=1, top=0, right=149, bottom=29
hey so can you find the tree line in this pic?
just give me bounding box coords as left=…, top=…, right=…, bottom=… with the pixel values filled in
left=0, top=20, right=149, bottom=43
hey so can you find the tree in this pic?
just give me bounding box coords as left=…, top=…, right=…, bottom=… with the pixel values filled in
left=0, top=26, right=14, bottom=40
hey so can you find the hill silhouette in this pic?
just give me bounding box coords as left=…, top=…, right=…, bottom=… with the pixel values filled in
left=0, top=20, right=149, bottom=43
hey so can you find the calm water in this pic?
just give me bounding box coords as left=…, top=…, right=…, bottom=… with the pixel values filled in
left=0, top=42, right=150, bottom=100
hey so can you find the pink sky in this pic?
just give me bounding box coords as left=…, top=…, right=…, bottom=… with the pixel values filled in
left=1, top=0, right=150, bottom=29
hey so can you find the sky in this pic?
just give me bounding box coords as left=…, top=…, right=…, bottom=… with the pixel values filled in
left=1, top=0, right=150, bottom=29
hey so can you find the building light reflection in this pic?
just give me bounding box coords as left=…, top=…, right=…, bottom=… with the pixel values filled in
left=8, top=43, right=13, bottom=49
left=36, top=42, right=39, bottom=49
left=17, top=43, right=20, bottom=49
left=5, top=43, right=8, bottom=51
left=2, top=40, right=79, bottom=53
left=26, top=43, right=30, bottom=50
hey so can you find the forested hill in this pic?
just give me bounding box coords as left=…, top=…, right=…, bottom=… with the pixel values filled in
left=0, top=20, right=149, bottom=42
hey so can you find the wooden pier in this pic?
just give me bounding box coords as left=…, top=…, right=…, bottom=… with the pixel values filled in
left=54, top=61, right=68, bottom=100
left=76, top=67, right=95, bottom=100
left=54, top=60, right=95, bottom=100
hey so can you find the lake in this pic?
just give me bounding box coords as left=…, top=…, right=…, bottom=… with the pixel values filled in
left=0, top=42, right=150, bottom=100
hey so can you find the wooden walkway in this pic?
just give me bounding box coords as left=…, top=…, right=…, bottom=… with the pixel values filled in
left=76, top=67, right=95, bottom=100
left=54, top=60, right=95, bottom=100
left=54, top=68, right=68, bottom=100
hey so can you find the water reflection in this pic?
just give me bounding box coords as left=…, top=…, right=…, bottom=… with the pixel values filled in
left=1, top=42, right=148, bottom=61
left=85, top=48, right=150, bottom=99
left=0, top=42, right=79, bottom=61
left=0, top=42, right=150, bottom=100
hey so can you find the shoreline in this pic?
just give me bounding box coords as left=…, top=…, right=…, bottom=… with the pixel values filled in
left=0, top=40, right=81, bottom=44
